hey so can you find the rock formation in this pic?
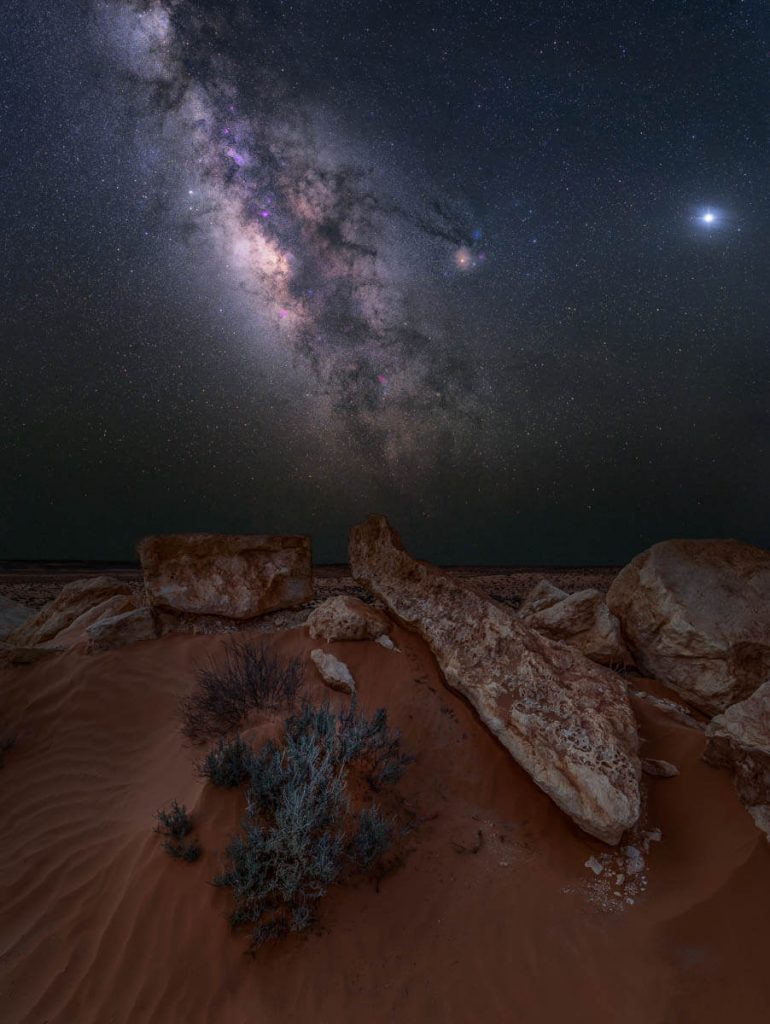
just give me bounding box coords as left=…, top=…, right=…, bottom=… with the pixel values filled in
left=349, top=515, right=641, bottom=845
left=607, top=539, right=770, bottom=715
left=704, top=680, right=770, bottom=841
left=8, top=577, right=134, bottom=648
left=519, top=580, right=629, bottom=667
left=137, top=533, right=313, bottom=619
left=306, top=595, right=390, bottom=642
left=310, top=649, right=356, bottom=695
left=86, top=608, right=159, bottom=653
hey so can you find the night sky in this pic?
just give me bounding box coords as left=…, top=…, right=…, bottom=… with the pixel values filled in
left=2, top=0, right=769, bottom=564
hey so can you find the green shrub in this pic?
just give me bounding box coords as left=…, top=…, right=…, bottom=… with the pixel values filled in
left=214, top=699, right=410, bottom=948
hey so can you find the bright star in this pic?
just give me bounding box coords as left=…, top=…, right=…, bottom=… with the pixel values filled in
left=702, top=212, right=714, bottom=223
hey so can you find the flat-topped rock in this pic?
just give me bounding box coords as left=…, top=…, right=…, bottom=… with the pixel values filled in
left=607, top=538, right=770, bottom=715
left=137, top=533, right=313, bottom=619
left=349, top=515, right=641, bottom=845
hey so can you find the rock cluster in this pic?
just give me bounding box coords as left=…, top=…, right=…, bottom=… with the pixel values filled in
left=607, top=538, right=770, bottom=716
left=518, top=580, right=629, bottom=667
left=349, top=514, right=641, bottom=845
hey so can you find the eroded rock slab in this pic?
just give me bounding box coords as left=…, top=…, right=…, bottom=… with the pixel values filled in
left=306, top=595, right=390, bottom=642
left=704, top=680, right=770, bottom=841
left=607, top=539, right=770, bottom=715
left=137, top=533, right=313, bottom=619
left=519, top=582, right=630, bottom=667
left=349, top=515, right=641, bottom=844
left=8, top=577, right=134, bottom=647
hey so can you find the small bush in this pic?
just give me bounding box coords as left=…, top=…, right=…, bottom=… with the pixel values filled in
left=181, top=639, right=303, bottom=742
left=155, top=800, right=201, bottom=861
left=214, top=699, right=410, bottom=948
left=199, top=735, right=255, bottom=788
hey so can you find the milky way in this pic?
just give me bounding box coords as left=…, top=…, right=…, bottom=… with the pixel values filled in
left=93, top=0, right=487, bottom=473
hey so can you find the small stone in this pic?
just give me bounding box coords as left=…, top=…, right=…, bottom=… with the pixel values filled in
left=585, top=856, right=604, bottom=875
left=310, top=648, right=356, bottom=695
left=642, top=758, right=680, bottom=778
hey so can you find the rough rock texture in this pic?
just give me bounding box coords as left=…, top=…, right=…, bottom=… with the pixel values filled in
left=306, top=595, right=390, bottom=642
left=703, top=680, right=770, bottom=841
left=42, top=595, right=137, bottom=650
left=607, top=539, right=770, bottom=715
left=137, top=533, right=313, bottom=619
left=86, top=608, right=158, bottom=653
left=641, top=758, right=680, bottom=778
left=7, top=577, right=134, bottom=648
left=519, top=582, right=630, bottom=667
left=349, top=515, right=641, bottom=844
left=518, top=579, right=568, bottom=616
left=309, top=649, right=356, bottom=694
left=0, top=596, right=33, bottom=641
left=628, top=688, right=706, bottom=731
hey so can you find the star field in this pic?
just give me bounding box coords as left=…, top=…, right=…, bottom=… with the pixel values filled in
left=2, top=0, right=769, bottom=562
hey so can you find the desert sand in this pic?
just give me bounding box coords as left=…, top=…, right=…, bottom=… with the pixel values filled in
left=2, top=596, right=769, bottom=1023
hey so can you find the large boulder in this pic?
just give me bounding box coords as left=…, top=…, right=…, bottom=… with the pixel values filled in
left=607, top=539, right=770, bottom=715
left=137, top=533, right=313, bottom=619
left=349, top=515, right=641, bottom=845
left=306, top=595, right=390, bottom=642
left=0, top=596, right=33, bottom=641
left=519, top=581, right=630, bottom=667
left=703, top=680, right=770, bottom=841
left=7, top=577, right=134, bottom=647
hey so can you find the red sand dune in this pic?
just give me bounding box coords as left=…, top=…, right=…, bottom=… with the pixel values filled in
left=1, top=623, right=769, bottom=1023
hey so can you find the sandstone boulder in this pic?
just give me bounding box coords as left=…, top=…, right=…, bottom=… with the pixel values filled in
left=519, top=582, right=630, bottom=667
left=0, top=596, right=33, bottom=641
left=607, top=539, right=770, bottom=715
left=306, top=595, right=390, bottom=643
left=349, top=515, right=641, bottom=845
left=8, top=577, right=134, bottom=648
left=310, top=649, right=356, bottom=695
left=137, top=533, right=313, bottom=619
left=87, top=607, right=158, bottom=653
left=703, top=680, right=770, bottom=841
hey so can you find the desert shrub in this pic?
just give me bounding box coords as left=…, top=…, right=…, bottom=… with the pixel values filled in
left=155, top=800, right=201, bottom=861
left=181, top=639, right=303, bottom=742
left=199, top=735, right=255, bottom=788
left=214, top=699, right=410, bottom=948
